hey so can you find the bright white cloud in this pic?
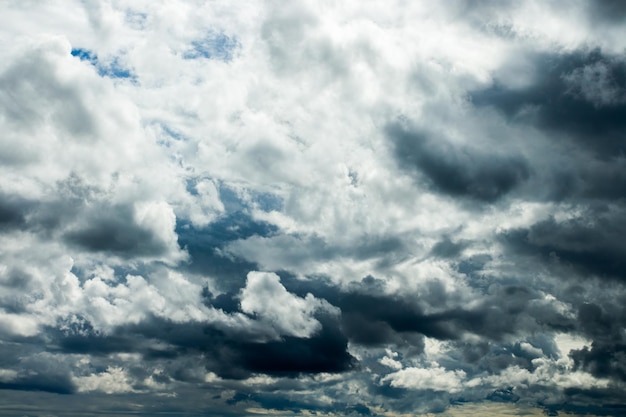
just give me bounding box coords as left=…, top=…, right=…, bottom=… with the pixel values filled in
left=382, top=366, right=467, bottom=393
left=240, top=271, right=335, bottom=338
left=75, top=366, right=135, bottom=394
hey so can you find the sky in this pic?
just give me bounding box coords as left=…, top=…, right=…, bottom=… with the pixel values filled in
left=0, top=1, right=626, bottom=416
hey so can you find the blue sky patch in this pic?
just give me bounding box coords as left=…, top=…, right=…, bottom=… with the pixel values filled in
left=71, top=48, right=136, bottom=81
left=183, top=32, right=240, bottom=61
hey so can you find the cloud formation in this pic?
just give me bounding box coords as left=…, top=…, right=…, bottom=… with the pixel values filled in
left=1, top=0, right=626, bottom=416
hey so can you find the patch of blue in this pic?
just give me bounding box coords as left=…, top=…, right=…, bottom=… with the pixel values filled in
left=98, top=58, right=134, bottom=80
left=185, top=178, right=200, bottom=196
left=216, top=182, right=283, bottom=213
left=70, top=48, right=135, bottom=81
left=160, top=124, right=185, bottom=141
left=176, top=213, right=277, bottom=291
left=177, top=212, right=278, bottom=247
left=152, top=123, right=185, bottom=149
left=217, top=183, right=246, bottom=213
left=183, top=32, right=240, bottom=61
left=253, top=192, right=283, bottom=212
left=71, top=48, right=96, bottom=63
left=69, top=263, right=144, bottom=284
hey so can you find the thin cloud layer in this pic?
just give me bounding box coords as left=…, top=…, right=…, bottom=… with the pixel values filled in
left=1, top=1, right=626, bottom=416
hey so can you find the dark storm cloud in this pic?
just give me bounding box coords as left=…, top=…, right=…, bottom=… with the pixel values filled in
left=337, top=293, right=462, bottom=342
left=542, top=159, right=626, bottom=203
left=455, top=284, right=574, bottom=340
left=36, top=272, right=572, bottom=390
left=0, top=342, right=76, bottom=395
left=64, top=204, right=170, bottom=257
left=0, top=177, right=165, bottom=257
left=554, top=387, right=626, bottom=417
left=571, top=342, right=626, bottom=382
left=500, top=208, right=626, bottom=281
left=386, top=123, right=529, bottom=202
left=281, top=275, right=572, bottom=349
left=0, top=187, right=88, bottom=237
left=0, top=373, right=75, bottom=395
left=566, top=301, right=626, bottom=386
left=48, top=312, right=355, bottom=380
left=236, top=316, right=354, bottom=376
left=0, top=194, right=30, bottom=230
left=470, top=49, right=626, bottom=158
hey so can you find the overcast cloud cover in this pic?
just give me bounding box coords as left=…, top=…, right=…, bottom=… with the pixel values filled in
left=1, top=1, right=626, bottom=416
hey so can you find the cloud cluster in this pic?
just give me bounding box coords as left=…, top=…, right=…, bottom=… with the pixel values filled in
left=1, top=0, right=626, bottom=416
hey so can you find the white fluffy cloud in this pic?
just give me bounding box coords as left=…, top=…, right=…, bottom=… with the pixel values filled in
left=75, top=366, right=135, bottom=394
left=382, top=366, right=467, bottom=393
left=240, top=271, right=335, bottom=338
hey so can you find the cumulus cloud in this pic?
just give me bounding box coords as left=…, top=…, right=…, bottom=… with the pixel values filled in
left=74, top=366, right=136, bottom=394
left=239, top=271, right=335, bottom=338
left=1, top=0, right=626, bottom=416
left=382, top=366, right=467, bottom=393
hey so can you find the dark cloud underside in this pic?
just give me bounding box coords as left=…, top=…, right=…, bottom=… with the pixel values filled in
left=387, top=123, right=529, bottom=202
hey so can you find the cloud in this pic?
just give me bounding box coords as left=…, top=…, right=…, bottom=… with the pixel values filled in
left=586, top=0, right=626, bottom=23
left=1, top=1, right=626, bottom=416
left=74, top=366, right=136, bottom=394
left=500, top=208, right=626, bottom=280
left=239, top=271, right=335, bottom=338
left=470, top=49, right=626, bottom=158
left=386, top=122, right=529, bottom=202
left=64, top=201, right=186, bottom=262
left=382, top=366, right=467, bottom=393
left=71, top=48, right=136, bottom=80
left=183, top=31, right=240, bottom=61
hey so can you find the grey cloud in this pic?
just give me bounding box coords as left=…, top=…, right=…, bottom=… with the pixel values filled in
left=0, top=349, right=77, bottom=395
left=0, top=195, right=29, bottom=231
left=587, top=0, right=626, bottom=23
left=282, top=275, right=571, bottom=348
left=386, top=123, right=529, bottom=202
left=539, top=158, right=626, bottom=203
left=0, top=43, right=97, bottom=138
left=554, top=387, right=626, bottom=417
left=470, top=49, right=626, bottom=158
left=64, top=204, right=170, bottom=257
left=3, top=2, right=626, bottom=415
left=0, top=373, right=75, bottom=395
left=226, top=232, right=408, bottom=274
left=47, top=311, right=355, bottom=380
left=568, top=301, right=626, bottom=385
left=500, top=209, right=626, bottom=281
left=0, top=177, right=180, bottom=261
left=571, top=342, right=626, bottom=382
left=430, top=236, right=469, bottom=259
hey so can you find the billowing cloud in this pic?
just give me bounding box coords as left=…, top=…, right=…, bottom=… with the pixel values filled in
left=240, top=271, right=336, bottom=338
left=387, top=122, right=530, bottom=202
left=1, top=1, right=625, bottom=416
